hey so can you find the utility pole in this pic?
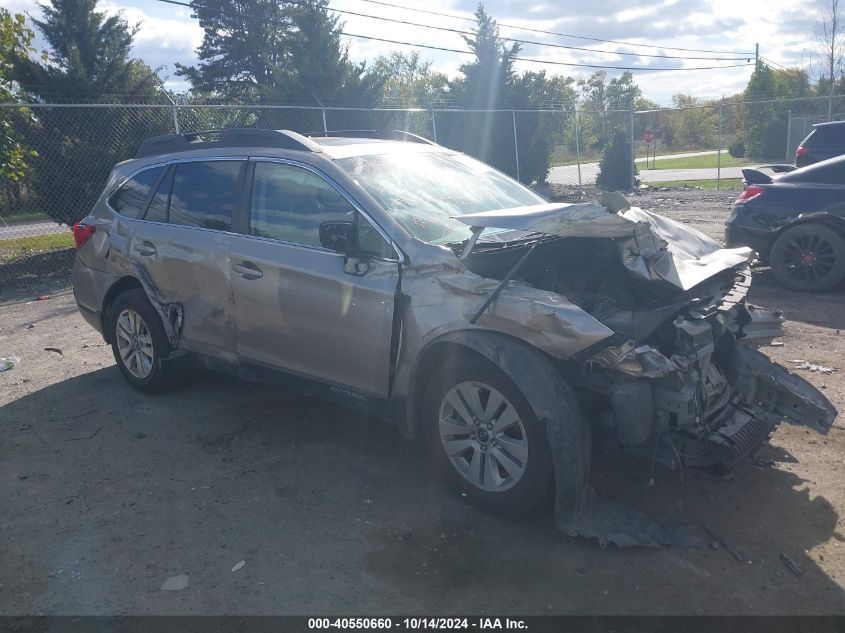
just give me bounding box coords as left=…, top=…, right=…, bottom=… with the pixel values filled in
left=755, top=43, right=759, bottom=65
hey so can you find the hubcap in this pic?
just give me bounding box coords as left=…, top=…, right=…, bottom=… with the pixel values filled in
left=116, top=308, right=154, bottom=379
left=438, top=381, right=528, bottom=493
left=780, top=233, right=837, bottom=283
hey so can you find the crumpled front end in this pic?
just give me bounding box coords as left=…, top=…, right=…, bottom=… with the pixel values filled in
left=584, top=302, right=836, bottom=469
left=452, top=194, right=837, bottom=470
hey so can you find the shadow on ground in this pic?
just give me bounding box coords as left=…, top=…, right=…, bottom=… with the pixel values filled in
left=2, top=364, right=844, bottom=615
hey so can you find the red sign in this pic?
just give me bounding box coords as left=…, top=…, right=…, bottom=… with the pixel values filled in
left=644, top=131, right=655, bottom=143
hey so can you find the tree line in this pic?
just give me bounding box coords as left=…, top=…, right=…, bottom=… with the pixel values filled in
left=0, top=0, right=843, bottom=222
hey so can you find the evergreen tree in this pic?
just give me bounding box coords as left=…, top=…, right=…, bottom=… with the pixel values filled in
left=11, top=0, right=163, bottom=224
left=178, top=0, right=384, bottom=107
left=176, top=0, right=295, bottom=104
left=444, top=5, right=555, bottom=183
left=14, top=0, right=158, bottom=100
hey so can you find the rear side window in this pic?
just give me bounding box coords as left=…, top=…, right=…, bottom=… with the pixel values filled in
left=808, top=124, right=845, bottom=147
left=167, top=161, right=242, bottom=232
left=144, top=168, right=173, bottom=223
left=108, top=167, right=164, bottom=218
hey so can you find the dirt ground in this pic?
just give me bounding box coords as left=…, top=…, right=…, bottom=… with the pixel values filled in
left=2, top=189, right=845, bottom=615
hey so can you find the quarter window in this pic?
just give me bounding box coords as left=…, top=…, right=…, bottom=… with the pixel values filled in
left=108, top=167, right=164, bottom=219
left=167, top=161, right=242, bottom=232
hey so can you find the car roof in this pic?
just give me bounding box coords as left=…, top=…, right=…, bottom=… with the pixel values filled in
left=813, top=120, right=845, bottom=128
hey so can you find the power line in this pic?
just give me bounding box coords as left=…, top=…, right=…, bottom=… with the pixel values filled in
left=344, top=32, right=752, bottom=71
left=310, top=2, right=751, bottom=61
left=154, top=0, right=754, bottom=72
left=347, top=0, right=758, bottom=56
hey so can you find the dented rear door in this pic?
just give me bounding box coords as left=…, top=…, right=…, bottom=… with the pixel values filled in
left=128, top=159, right=245, bottom=361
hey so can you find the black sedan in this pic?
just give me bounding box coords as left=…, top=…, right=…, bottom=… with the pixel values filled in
left=725, top=154, right=845, bottom=292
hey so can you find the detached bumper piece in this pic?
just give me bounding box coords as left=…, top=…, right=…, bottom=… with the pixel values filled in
left=704, top=343, right=836, bottom=467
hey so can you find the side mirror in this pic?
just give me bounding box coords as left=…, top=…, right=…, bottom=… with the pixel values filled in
left=319, top=221, right=353, bottom=253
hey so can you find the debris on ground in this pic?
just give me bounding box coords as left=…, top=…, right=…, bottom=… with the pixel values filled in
left=780, top=553, right=804, bottom=577
left=792, top=360, right=836, bottom=374
left=556, top=488, right=698, bottom=548
left=160, top=574, right=190, bottom=591
left=36, top=295, right=50, bottom=301
left=0, top=356, right=21, bottom=372
left=231, top=560, right=246, bottom=572
left=44, top=347, right=63, bottom=355
left=703, top=524, right=747, bottom=562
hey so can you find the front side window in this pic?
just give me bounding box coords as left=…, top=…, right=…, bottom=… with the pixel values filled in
left=250, top=162, right=359, bottom=249
left=167, top=161, right=242, bottom=232
left=108, top=166, right=164, bottom=219
left=336, top=151, right=546, bottom=245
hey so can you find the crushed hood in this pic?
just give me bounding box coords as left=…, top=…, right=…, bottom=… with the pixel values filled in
left=455, top=199, right=755, bottom=291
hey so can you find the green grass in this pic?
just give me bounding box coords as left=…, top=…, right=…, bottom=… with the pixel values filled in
left=637, top=152, right=751, bottom=170
left=0, top=231, right=74, bottom=262
left=647, top=178, right=743, bottom=190
left=1, top=212, right=51, bottom=225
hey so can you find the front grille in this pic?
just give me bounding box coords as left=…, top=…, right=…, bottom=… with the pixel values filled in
left=707, top=408, right=775, bottom=467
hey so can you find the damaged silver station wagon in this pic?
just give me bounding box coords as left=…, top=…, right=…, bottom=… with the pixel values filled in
left=73, top=128, right=837, bottom=529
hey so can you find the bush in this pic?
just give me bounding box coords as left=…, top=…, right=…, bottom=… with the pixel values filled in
left=728, top=136, right=746, bottom=158
left=596, top=131, right=635, bottom=191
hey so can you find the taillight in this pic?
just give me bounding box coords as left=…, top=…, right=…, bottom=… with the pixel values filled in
left=73, top=223, right=96, bottom=250
left=734, top=185, right=765, bottom=204
left=796, top=145, right=808, bottom=158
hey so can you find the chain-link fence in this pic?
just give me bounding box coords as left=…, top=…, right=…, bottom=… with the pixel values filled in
left=2, top=95, right=844, bottom=282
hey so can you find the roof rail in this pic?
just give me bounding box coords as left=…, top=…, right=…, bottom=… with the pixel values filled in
left=135, top=128, right=323, bottom=158
left=307, top=129, right=435, bottom=145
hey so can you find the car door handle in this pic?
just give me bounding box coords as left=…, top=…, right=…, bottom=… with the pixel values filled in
left=232, top=262, right=263, bottom=280
left=133, top=241, right=156, bottom=256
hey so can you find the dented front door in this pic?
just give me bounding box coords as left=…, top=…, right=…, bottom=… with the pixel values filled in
left=228, top=159, right=399, bottom=397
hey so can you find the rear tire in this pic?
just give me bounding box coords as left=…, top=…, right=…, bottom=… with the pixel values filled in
left=109, top=288, right=176, bottom=394
left=770, top=224, right=845, bottom=292
left=422, top=355, right=555, bottom=516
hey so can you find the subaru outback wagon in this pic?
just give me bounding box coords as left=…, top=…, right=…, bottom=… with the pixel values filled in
left=73, top=128, right=837, bottom=517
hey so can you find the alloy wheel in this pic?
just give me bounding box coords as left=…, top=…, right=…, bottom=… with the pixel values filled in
left=438, top=381, right=528, bottom=493
left=115, top=308, right=154, bottom=379
left=778, top=231, right=838, bottom=285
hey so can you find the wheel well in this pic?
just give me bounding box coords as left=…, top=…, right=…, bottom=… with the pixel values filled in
left=411, top=341, right=488, bottom=436
left=775, top=215, right=845, bottom=244
left=100, top=276, right=144, bottom=343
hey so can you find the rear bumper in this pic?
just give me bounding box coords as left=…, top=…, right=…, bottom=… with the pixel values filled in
left=72, top=256, right=114, bottom=337
left=724, top=222, right=774, bottom=260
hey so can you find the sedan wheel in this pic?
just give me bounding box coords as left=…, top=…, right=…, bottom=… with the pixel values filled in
left=770, top=224, right=845, bottom=292
left=438, top=381, right=528, bottom=493
left=115, top=308, right=155, bottom=379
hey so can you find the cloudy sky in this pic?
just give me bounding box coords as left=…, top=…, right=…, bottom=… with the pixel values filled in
left=6, top=0, right=827, bottom=105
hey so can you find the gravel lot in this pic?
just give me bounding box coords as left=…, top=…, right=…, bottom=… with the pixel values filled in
left=2, top=189, right=845, bottom=615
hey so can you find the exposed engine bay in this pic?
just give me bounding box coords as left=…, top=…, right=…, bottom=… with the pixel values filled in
left=455, top=199, right=836, bottom=473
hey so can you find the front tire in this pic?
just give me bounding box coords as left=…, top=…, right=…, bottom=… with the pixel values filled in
left=423, top=355, right=554, bottom=516
left=769, top=224, right=845, bottom=292
left=109, top=288, right=176, bottom=394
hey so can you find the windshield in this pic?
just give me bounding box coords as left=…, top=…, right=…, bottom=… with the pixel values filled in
left=336, top=151, right=546, bottom=245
